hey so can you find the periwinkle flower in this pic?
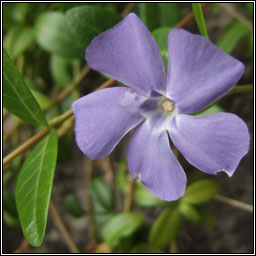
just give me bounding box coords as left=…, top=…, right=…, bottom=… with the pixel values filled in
left=72, top=13, right=250, bottom=201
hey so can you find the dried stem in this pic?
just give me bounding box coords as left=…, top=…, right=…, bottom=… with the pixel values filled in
left=13, top=238, right=30, bottom=253
left=3, top=127, right=51, bottom=167
left=121, top=3, right=135, bottom=17
left=49, top=201, right=80, bottom=253
left=95, top=78, right=116, bottom=91
left=215, top=194, right=253, bottom=213
left=176, top=3, right=210, bottom=28
left=47, top=65, right=91, bottom=111
left=169, top=239, right=178, bottom=253
left=123, top=175, right=136, bottom=212
left=85, top=159, right=94, bottom=237
left=3, top=109, right=73, bottom=167
left=3, top=108, right=9, bottom=119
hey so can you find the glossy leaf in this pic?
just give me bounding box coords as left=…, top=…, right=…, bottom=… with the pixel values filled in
left=15, top=129, right=58, bottom=246
left=90, top=178, right=114, bottom=211
left=5, top=25, right=35, bottom=59
left=3, top=49, right=48, bottom=127
left=36, top=12, right=84, bottom=59
left=216, top=20, right=249, bottom=54
left=65, top=194, right=85, bottom=218
left=139, top=3, right=181, bottom=31
left=149, top=204, right=182, bottom=248
left=192, top=3, right=209, bottom=38
left=135, top=183, right=165, bottom=207
left=66, top=5, right=121, bottom=50
left=50, top=55, right=72, bottom=88
left=179, top=203, right=201, bottom=222
left=153, top=27, right=171, bottom=70
left=181, top=180, right=219, bottom=205
left=102, top=212, right=143, bottom=247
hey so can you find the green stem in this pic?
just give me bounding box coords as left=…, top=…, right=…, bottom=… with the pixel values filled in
left=228, top=85, right=253, bottom=95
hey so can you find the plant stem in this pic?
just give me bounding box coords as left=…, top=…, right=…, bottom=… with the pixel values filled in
left=13, top=238, right=30, bottom=253
left=46, top=65, right=91, bottom=111
left=121, top=3, right=135, bottom=17
left=123, top=175, right=136, bottom=212
left=3, top=108, right=9, bottom=119
left=50, top=201, right=80, bottom=253
left=95, top=78, right=116, bottom=91
left=3, top=127, right=50, bottom=167
left=228, top=85, right=253, bottom=95
left=84, top=159, right=95, bottom=242
left=215, top=194, right=253, bottom=213
left=176, top=3, right=210, bottom=28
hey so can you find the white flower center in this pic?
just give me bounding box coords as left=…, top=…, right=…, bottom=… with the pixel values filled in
left=161, top=99, right=174, bottom=113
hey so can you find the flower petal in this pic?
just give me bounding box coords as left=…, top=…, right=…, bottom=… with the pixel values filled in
left=72, top=87, right=146, bottom=160
left=166, top=29, right=245, bottom=113
left=127, top=120, right=187, bottom=201
left=168, top=113, right=250, bottom=177
left=86, top=13, right=166, bottom=97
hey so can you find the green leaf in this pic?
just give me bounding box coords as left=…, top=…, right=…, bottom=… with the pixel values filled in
left=181, top=180, right=219, bottom=205
left=50, top=55, right=72, bottom=88
left=135, top=184, right=165, bottom=207
left=30, top=89, right=52, bottom=111
left=3, top=49, right=48, bottom=127
left=15, top=129, right=58, bottom=246
left=102, top=212, right=143, bottom=247
left=153, top=27, right=171, bottom=70
left=139, top=3, right=159, bottom=31
left=90, top=178, right=114, bottom=211
left=94, top=211, right=116, bottom=224
left=216, top=20, right=249, bottom=54
left=192, top=3, right=209, bottom=39
left=179, top=203, right=201, bottom=222
left=131, top=243, right=164, bottom=253
left=36, top=12, right=84, bottom=59
left=139, top=3, right=181, bottom=31
left=196, top=104, right=224, bottom=115
left=5, top=25, right=35, bottom=59
left=65, top=5, right=121, bottom=50
left=65, top=194, right=85, bottom=218
left=149, top=205, right=182, bottom=248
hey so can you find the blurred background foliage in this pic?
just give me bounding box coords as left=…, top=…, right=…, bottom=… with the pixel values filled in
left=3, top=2, right=253, bottom=253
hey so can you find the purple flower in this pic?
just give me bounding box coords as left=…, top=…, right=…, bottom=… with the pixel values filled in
left=72, top=13, right=250, bottom=201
